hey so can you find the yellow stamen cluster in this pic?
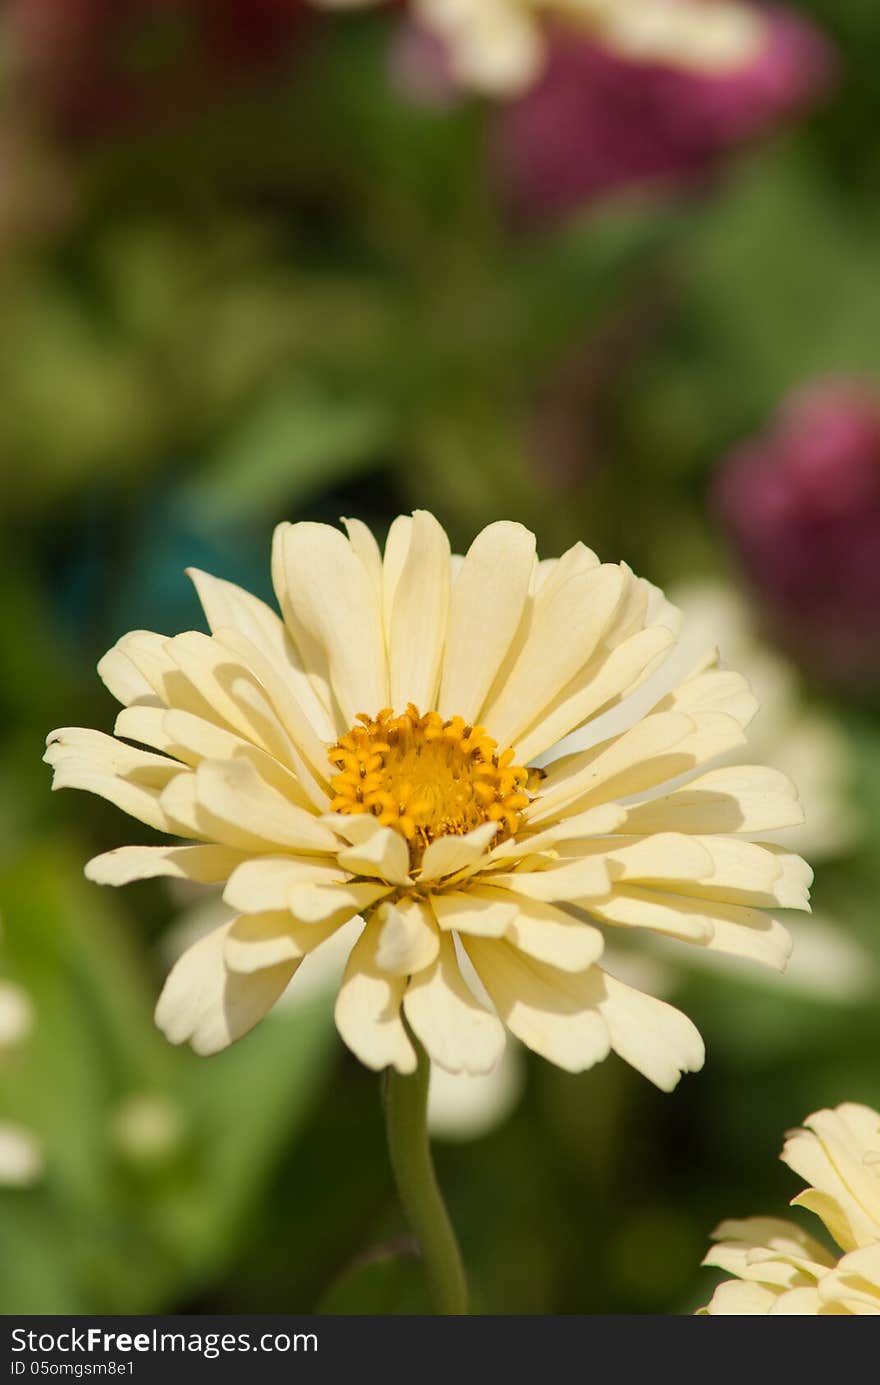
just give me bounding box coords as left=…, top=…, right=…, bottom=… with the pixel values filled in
left=328, top=705, right=531, bottom=855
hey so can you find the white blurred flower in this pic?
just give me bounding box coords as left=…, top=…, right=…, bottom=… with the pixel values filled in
left=0, top=1123, right=43, bottom=1188
left=661, top=581, right=859, bottom=860
left=0, top=979, right=33, bottom=1055
left=110, top=1093, right=187, bottom=1168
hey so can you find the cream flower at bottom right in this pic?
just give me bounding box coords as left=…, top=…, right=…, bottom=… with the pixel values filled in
left=700, top=1103, right=880, bottom=1314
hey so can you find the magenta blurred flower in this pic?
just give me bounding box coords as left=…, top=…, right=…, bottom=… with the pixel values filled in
left=495, top=6, right=834, bottom=222
left=714, top=380, right=880, bottom=692
left=13, top=0, right=310, bottom=138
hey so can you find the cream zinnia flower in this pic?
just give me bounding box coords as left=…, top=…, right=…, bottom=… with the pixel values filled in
left=45, top=513, right=810, bottom=1087
left=700, top=1104, right=880, bottom=1315
left=314, top=0, right=766, bottom=94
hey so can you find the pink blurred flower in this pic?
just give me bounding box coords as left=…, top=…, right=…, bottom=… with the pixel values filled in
left=495, top=6, right=834, bottom=223
left=13, top=0, right=310, bottom=139
left=714, top=380, right=880, bottom=692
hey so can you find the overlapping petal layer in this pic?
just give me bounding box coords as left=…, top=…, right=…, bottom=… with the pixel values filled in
left=46, top=513, right=810, bottom=1088
left=700, top=1103, right=880, bottom=1314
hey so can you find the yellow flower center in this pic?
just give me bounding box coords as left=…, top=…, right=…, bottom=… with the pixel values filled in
left=328, top=705, right=532, bottom=851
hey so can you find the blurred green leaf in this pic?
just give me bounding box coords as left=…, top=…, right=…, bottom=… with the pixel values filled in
left=185, top=381, right=391, bottom=525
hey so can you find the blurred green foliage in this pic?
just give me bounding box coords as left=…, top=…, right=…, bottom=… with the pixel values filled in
left=1, top=2, right=879, bottom=1315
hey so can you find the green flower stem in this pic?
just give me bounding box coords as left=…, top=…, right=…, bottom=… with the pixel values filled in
left=384, top=1036, right=469, bottom=1315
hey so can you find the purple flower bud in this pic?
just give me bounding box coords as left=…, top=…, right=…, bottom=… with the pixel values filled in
left=714, top=380, right=880, bottom=692
left=495, top=7, right=834, bottom=224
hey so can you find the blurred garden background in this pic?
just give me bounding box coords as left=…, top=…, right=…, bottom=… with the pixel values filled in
left=2, top=0, right=880, bottom=1315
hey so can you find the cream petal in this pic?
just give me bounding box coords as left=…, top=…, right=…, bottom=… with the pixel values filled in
left=334, top=917, right=416, bottom=1073
left=186, top=567, right=332, bottom=740
left=380, top=514, right=413, bottom=636
left=212, top=626, right=333, bottom=794
left=164, top=631, right=295, bottom=763
left=430, top=890, right=520, bottom=938
left=500, top=896, right=605, bottom=972
left=418, top=822, right=500, bottom=883
left=97, top=642, right=160, bottom=707
left=320, top=812, right=389, bottom=847
left=514, top=625, right=676, bottom=765
left=45, top=728, right=184, bottom=833
left=388, top=510, right=450, bottom=711
left=275, top=521, right=387, bottom=726
left=193, top=757, right=337, bottom=854
left=784, top=1105, right=880, bottom=1250
left=671, top=837, right=812, bottom=911
left=287, top=880, right=389, bottom=926
left=464, top=938, right=610, bottom=1074
left=600, top=832, right=716, bottom=885
left=528, top=711, right=696, bottom=824
left=486, top=562, right=627, bottom=751
left=99, top=630, right=177, bottom=707
left=271, top=523, right=336, bottom=723
left=223, top=855, right=347, bottom=913
left=533, top=710, right=746, bottom=824
left=707, top=1217, right=835, bottom=1270
left=86, top=844, right=245, bottom=887
left=374, top=897, right=440, bottom=976
left=595, top=971, right=704, bottom=1091
left=488, top=804, right=627, bottom=863
left=155, top=920, right=298, bottom=1056
left=224, top=910, right=344, bottom=974
left=336, top=825, right=412, bottom=886
left=702, top=1280, right=782, bottom=1315
left=487, top=856, right=611, bottom=904
left=768, top=1287, right=824, bottom=1315
left=588, top=885, right=792, bottom=966
left=404, top=933, right=505, bottom=1075
left=621, top=766, right=804, bottom=835
left=342, top=517, right=384, bottom=606
left=653, top=657, right=759, bottom=729
left=438, top=520, right=536, bottom=723
left=160, top=771, right=267, bottom=850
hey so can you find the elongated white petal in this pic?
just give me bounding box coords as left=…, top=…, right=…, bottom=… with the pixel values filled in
left=155, top=921, right=298, bottom=1055
left=533, top=710, right=745, bottom=824
left=488, top=856, right=611, bottom=904
left=224, top=910, right=344, bottom=974
left=186, top=567, right=331, bottom=738
left=488, top=804, right=626, bottom=862
left=438, top=520, right=536, bottom=722
left=418, top=822, right=499, bottom=883
left=194, top=758, right=337, bottom=853
left=274, top=521, right=387, bottom=727
left=335, top=918, right=416, bottom=1073
left=213, top=626, right=333, bottom=792
left=486, top=561, right=627, bottom=751
left=501, top=896, right=605, bottom=972
left=223, top=855, right=346, bottom=913
left=465, top=938, right=610, bottom=1074
left=404, top=933, right=505, bottom=1074
left=515, top=625, right=676, bottom=765
left=164, top=631, right=295, bottom=763
left=86, top=844, right=245, bottom=887
left=288, top=880, right=389, bottom=926
left=388, top=510, right=450, bottom=710
left=374, top=897, right=440, bottom=976
left=45, top=728, right=184, bottom=833
left=622, top=766, right=805, bottom=835
left=186, top=570, right=331, bottom=739
left=336, top=826, right=412, bottom=886
left=595, top=971, right=704, bottom=1091
left=430, top=890, right=520, bottom=938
